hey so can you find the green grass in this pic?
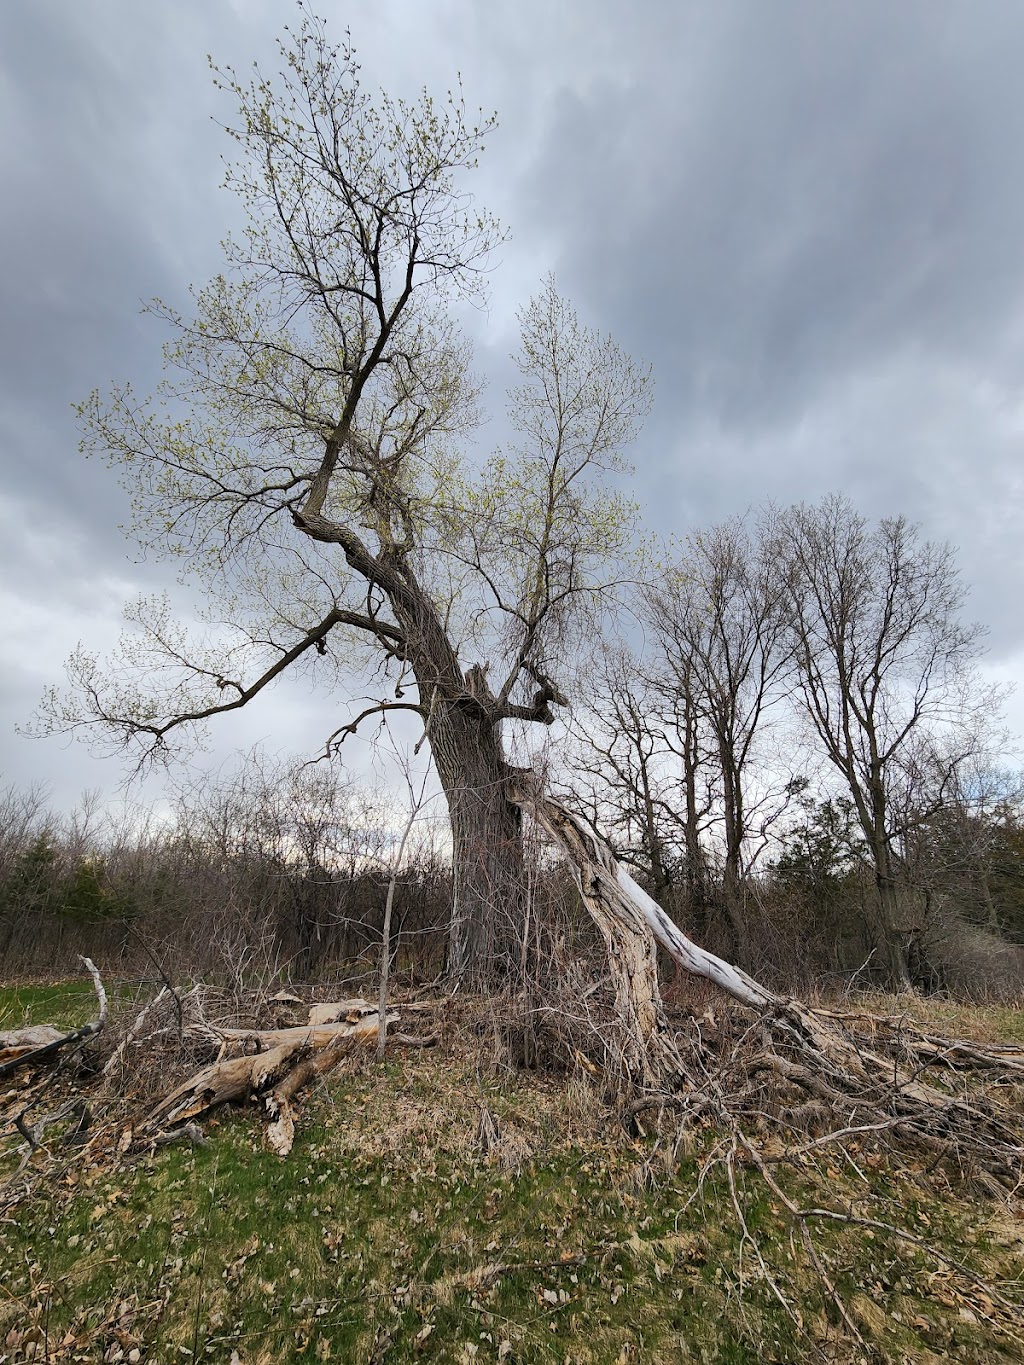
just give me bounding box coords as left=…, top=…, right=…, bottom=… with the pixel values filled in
left=848, top=989, right=1024, bottom=1043
left=0, top=980, right=102, bottom=1031
left=3, top=983, right=1024, bottom=1361
left=4, top=1056, right=1024, bottom=1362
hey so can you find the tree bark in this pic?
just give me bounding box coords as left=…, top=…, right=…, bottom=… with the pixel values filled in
left=875, top=864, right=913, bottom=992
left=430, top=700, right=525, bottom=984
left=511, top=779, right=683, bottom=1086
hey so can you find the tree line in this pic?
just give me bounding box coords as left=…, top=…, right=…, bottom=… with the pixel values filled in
left=10, top=487, right=1024, bottom=999
left=570, top=495, right=1021, bottom=993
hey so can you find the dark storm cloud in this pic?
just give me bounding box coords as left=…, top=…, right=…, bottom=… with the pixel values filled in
left=527, top=1, right=1024, bottom=424
left=0, top=0, right=264, bottom=801
left=0, top=1, right=241, bottom=521
left=512, top=0, right=1024, bottom=658
left=3, top=0, right=1024, bottom=804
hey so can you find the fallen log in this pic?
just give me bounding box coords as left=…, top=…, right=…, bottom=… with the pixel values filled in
left=142, top=1011, right=398, bottom=1152
left=0, top=958, right=108, bottom=1079
left=191, top=1020, right=388, bottom=1052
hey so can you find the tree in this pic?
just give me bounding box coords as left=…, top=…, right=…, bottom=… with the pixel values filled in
left=37, top=13, right=650, bottom=982
left=778, top=495, right=996, bottom=990
left=642, top=514, right=795, bottom=963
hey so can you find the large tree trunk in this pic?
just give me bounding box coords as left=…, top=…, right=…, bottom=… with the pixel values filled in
left=430, top=700, right=526, bottom=983
left=875, top=864, right=914, bottom=992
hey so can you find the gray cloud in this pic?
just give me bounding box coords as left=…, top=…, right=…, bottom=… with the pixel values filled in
left=3, top=0, right=1024, bottom=806
left=528, top=2, right=1024, bottom=415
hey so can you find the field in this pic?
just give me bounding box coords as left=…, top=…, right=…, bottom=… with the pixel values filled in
left=2, top=982, right=1024, bottom=1364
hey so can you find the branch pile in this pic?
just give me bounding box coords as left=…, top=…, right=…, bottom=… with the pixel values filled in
left=2, top=981, right=436, bottom=1181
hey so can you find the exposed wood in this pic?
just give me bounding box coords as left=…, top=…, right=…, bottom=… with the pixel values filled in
left=193, top=1020, right=381, bottom=1051
left=142, top=1011, right=398, bottom=1152
left=509, top=779, right=685, bottom=1087
left=510, top=781, right=777, bottom=1017
left=0, top=1025, right=66, bottom=1057
left=307, top=999, right=374, bottom=1026
left=266, top=1019, right=389, bottom=1156
left=0, top=958, right=108, bottom=1079
left=512, top=780, right=1024, bottom=1185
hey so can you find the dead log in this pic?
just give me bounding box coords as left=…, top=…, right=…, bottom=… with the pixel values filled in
left=0, top=958, right=108, bottom=1079
left=142, top=1011, right=398, bottom=1152
left=266, top=1024, right=378, bottom=1156
left=306, top=999, right=374, bottom=1026
left=190, top=1020, right=384, bottom=1052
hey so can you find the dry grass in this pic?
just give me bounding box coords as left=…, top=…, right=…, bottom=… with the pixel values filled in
left=4, top=977, right=1024, bottom=1362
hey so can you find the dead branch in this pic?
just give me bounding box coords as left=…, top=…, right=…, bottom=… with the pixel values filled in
left=0, top=958, right=108, bottom=1079
left=140, top=1010, right=400, bottom=1154
left=102, top=987, right=171, bottom=1080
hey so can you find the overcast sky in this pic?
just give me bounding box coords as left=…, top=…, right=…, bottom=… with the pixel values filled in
left=3, top=0, right=1024, bottom=813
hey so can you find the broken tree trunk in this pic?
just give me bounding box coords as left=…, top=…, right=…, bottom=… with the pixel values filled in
left=510, top=781, right=685, bottom=1087
left=0, top=958, right=108, bottom=1079
left=511, top=780, right=1024, bottom=1185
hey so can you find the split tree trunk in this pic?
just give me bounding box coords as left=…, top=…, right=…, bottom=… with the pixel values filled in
left=513, top=783, right=682, bottom=1086
left=509, top=778, right=784, bottom=1088
left=509, top=783, right=1024, bottom=1190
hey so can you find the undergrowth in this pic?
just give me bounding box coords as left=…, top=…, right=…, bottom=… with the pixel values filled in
left=2, top=983, right=1024, bottom=1363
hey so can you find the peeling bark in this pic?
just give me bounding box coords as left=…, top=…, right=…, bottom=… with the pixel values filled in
left=511, top=779, right=777, bottom=1018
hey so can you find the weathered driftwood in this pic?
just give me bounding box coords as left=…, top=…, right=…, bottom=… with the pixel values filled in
left=142, top=1011, right=398, bottom=1154
left=0, top=958, right=108, bottom=1079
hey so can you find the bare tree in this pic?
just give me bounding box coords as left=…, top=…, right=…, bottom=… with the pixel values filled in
left=778, top=495, right=998, bottom=990
left=35, top=14, right=650, bottom=982
left=643, top=514, right=795, bottom=962
left=568, top=647, right=715, bottom=926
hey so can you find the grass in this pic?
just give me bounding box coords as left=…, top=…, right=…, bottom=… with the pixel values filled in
left=2, top=981, right=1024, bottom=1362
left=0, top=981, right=102, bottom=1032
left=842, top=988, right=1024, bottom=1043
